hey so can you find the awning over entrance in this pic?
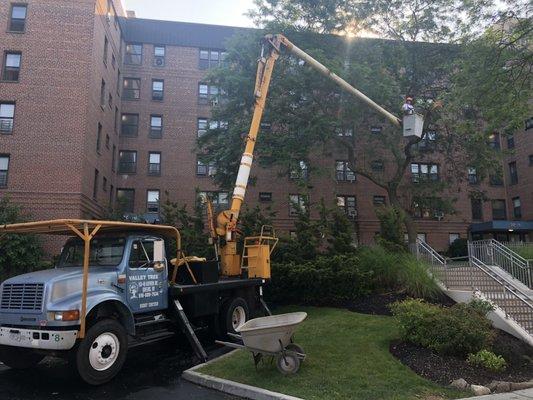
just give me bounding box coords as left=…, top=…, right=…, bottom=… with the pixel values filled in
left=470, top=220, right=533, bottom=233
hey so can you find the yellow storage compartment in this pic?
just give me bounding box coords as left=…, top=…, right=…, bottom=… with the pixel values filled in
left=221, top=241, right=242, bottom=276
left=246, top=244, right=271, bottom=279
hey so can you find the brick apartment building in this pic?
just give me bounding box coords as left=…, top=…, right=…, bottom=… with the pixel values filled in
left=0, top=0, right=531, bottom=252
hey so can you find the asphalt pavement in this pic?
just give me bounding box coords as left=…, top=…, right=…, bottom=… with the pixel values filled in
left=0, top=338, right=238, bottom=400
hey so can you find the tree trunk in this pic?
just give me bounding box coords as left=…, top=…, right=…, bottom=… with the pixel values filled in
left=388, top=188, right=417, bottom=245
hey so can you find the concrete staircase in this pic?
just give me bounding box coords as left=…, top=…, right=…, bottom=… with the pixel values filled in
left=413, top=239, right=533, bottom=345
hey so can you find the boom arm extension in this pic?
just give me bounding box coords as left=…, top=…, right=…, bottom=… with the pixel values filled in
left=216, top=34, right=402, bottom=243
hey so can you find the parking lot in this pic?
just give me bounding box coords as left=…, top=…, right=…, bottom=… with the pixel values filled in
left=0, top=339, right=236, bottom=400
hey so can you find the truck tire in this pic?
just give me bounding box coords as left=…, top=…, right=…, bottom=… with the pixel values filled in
left=0, top=345, right=44, bottom=369
left=75, top=318, right=128, bottom=385
left=221, top=297, right=249, bottom=334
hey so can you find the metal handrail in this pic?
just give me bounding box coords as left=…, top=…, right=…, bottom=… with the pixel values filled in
left=470, top=239, right=532, bottom=289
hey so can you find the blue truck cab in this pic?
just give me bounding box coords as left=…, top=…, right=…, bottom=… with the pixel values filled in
left=0, top=221, right=265, bottom=385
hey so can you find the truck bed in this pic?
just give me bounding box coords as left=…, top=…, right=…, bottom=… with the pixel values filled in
left=169, top=278, right=264, bottom=297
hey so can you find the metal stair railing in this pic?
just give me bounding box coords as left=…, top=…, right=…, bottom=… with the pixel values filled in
left=469, top=255, right=533, bottom=335
left=469, top=239, right=533, bottom=289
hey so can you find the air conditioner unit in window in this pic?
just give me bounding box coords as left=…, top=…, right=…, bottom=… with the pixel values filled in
left=211, top=98, right=219, bottom=106
left=154, top=56, right=165, bottom=67
left=348, top=209, right=358, bottom=219
left=434, top=211, right=444, bottom=220
left=347, top=175, right=356, bottom=183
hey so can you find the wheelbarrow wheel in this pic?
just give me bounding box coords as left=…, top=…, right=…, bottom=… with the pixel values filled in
left=276, top=352, right=300, bottom=375
left=286, top=343, right=306, bottom=361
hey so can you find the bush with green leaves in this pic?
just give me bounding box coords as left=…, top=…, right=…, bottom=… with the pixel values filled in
left=266, top=255, right=373, bottom=306
left=467, top=350, right=507, bottom=371
left=0, top=196, right=43, bottom=282
left=356, top=246, right=440, bottom=300
left=391, top=299, right=494, bottom=356
left=447, top=238, right=468, bottom=258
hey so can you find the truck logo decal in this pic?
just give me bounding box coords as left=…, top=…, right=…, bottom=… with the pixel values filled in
left=129, top=282, right=139, bottom=299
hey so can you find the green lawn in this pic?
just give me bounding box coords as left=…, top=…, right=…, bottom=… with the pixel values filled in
left=200, top=307, right=464, bottom=400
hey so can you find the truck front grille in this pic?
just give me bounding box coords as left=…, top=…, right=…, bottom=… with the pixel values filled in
left=1, top=283, right=44, bottom=311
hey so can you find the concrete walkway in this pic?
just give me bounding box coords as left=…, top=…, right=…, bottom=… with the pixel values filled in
left=460, top=388, right=533, bottom=399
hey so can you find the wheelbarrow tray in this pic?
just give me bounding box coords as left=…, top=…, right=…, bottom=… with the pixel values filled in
left=235, top=312, right=307, bottom=353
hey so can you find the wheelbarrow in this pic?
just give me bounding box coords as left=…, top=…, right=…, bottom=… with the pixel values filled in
left=215, top=312, right=307, bottom=374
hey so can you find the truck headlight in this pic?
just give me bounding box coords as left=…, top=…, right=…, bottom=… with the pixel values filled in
left=52, top=310, right=80, bottom=321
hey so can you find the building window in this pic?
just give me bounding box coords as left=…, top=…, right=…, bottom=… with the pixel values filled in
left=335, top=161, right=355, bottom=182
left=512, top=197, right=522, bottom=219
left=449, top=233, right=460, bottom=245
left=103, top=36, right=108, bottom=65
left=148, top=152, right=161, bottom=175
left=0, top=103, right=15, bottom=134
left=373, top=196, right=386, bottom=206
left=509, top=161, right=518, bottom=184
left=125, top=43, right=142, bottom=65
left=152, top=79, right=164, bottom=101
left=335, top=126, right=353, bottom=137
left=259, top=192, right=272, bottom=202
left=198, top=83, right=219, bottom=105
left=370, top=126, right=382, bottom=134
left=417, top=233, right=427, bottom=243
left=507, top=135, right=515, bottom=149
left=120, top=113, right=139, bottom=137
left=417, top=131, right=437, bottom=150
left=117, top=189, right=135, bottom=213
left=289, top=161, right=308, bottom=180
left=371, top=160, right=384, bottom=172
left=154, top=45, right=165, bottom=66
left=468, top=167, right=478, bottom=185
left=123, top=78, right=140, bottom=100
left=112, top=145, right=116, bottom=171
left=492, top=199, right=507, bottom=220
left=471, top=198, right=483, bottom=220
left=118, top=150, right=137, bottom=174
left=102, top=177, right=107, bottom=192
left=150, top=115, right=163, bottom=138
left=100, top=79, right=106, bottom=107
left=489, top=173, right=503, bottom=186
left=93, top=169, right=99, bottom=200
left=9, top=4, right=27, bottom=32
left=3, top=52, right=21, bottom=81
left=289, top=194, right=307, bottom=216
left=337, top=195, right=357, bottom=218
left=96, top=123, right=102, bottom=153
left=196, top=159, right=216, bottom=176
left=0, top=155, right=10, bottom=187
left=488, top=133, right=500, bottom=150
left=197, top=118, right=208, bottom=137
left=526, top=117, right=533, bottom=131
left=199, top=49, right=227, bottom=69
left=411, top=163, right=439, bottom=183
left=147, top=190, right=160, bottom=213
left=198, top=191, right=229, bottom=211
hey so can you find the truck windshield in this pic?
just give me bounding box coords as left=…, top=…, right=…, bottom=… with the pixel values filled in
left=60, top=238, right=126, bottom=267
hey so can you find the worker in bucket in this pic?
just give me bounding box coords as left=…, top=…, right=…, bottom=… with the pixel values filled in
left=402, top=96, right=415, bottom=115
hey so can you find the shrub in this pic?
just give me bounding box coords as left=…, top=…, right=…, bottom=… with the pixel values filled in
left=391, top=299, right=494, bottom=356
left=266, top=255, right=373, bottom=306
left=447, top=238, right=468, bottom=258
left=357, top=246, right=440, bottom=300
left=467, top=350, right=507, bottom=371
left=467, top=298, right=495, bottom=316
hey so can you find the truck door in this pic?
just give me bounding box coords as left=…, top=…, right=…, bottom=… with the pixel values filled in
left=126, top=237, right=168, bottom=313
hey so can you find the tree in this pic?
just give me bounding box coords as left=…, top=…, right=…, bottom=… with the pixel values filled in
left=199, top=0, right=530, bottom=244
left=0, top=197, right=43, bottom=281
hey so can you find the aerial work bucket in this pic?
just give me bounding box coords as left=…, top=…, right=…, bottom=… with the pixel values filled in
left=403, top=113, right=424, bottom=138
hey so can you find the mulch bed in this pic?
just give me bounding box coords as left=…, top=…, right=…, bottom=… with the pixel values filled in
left=346, top=291, right=455, bottom=316
left=390, top=330, right=533, bottom=386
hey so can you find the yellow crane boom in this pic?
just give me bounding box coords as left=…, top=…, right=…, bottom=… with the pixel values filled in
left=216, top=34, right=408, bottom=277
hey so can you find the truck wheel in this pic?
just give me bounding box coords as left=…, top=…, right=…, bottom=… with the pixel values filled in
left=222, top=297, right=249, bottom=334
left=0, top=345, right=44, bottom=369
left=75, top=318, right=128, bottom=385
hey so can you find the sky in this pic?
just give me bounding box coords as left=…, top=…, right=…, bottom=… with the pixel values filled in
left=122, top=0, right=257, bottom=27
